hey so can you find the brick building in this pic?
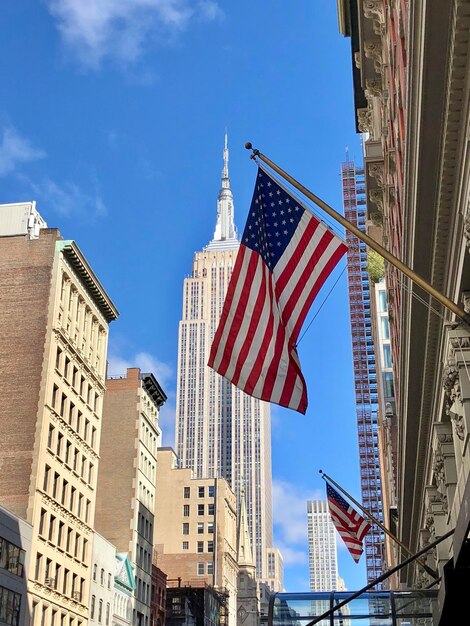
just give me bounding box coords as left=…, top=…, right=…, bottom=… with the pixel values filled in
left=0, top=202, right=118, bottom=625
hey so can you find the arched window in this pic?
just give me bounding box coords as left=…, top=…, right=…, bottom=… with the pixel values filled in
left=98, top=599, right=103, bottom=622
left=91, top=595, right=96, bottom=619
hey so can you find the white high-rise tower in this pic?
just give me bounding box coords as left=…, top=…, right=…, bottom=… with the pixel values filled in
left=175, top=135, right=275, bottom=580
left=307, top=500, right=339, bottom=591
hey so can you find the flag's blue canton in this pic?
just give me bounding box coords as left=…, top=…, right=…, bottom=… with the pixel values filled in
left=327, top=483, right=350, bottom=510
left=242, top=168, right=305, bottom=270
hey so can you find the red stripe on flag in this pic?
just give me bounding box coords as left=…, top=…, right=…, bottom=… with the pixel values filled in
left=208, top=245, right=247, bottom=369
left=231, top=257, right=268, bottom=387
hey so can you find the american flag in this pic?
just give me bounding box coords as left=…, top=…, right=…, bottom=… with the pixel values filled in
left=208, top=166, right=348, bottom=414
left=326, top=482, right=371, bottom=563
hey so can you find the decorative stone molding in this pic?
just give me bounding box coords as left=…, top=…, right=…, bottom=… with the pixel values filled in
left=369, top=189, right=384, bottom=213
left=357, top=108, right=372, bottom=133
left=432, top=422, right=457, bottom=515
left=442, top=359, right=465, bottom=441
left=365, top=78, right=383, bottom=98
left=364, top=40, right=384, bottom=74
left=368, top=162, right=385, bottom=187
left=463, top=291, right=470, bottom=315
left=369, top=211, right=383, bottom=227
left=363, top=1, right=385, bottom=35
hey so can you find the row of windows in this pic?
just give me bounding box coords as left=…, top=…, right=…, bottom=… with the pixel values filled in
left=46, top=427, right=95, bottom=487
left=35, top=553, right=85, bottom=602
left=0, top=585, right=21, bottom=626
left=55, top=347, right=101, bottom=413
left=182, top=541, right=214, bottom=553
left=183, top=485, right=215, bottom=498
left=32, top=600, right=83, bottom=626
left=182, top=522, right=214, bottom=535
left=38, top=509, right=88, bottom=562
left=51, top=385, right=97, bottom=448
left=182, top=504, right=214, bottom=517
left=90, top=596, right=110, bottom=624
left=43, top=465, right=92, bottom=523
left=0, top=538, right=25, bottom=577
left=196, top=562, right=214, bottom=576
left=92, top=565, right=112, bottom=588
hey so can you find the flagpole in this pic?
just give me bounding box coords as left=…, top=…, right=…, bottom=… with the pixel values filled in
left=320, top=470, right=439, bottom=580
left=304, top=528, right=454, bottom=626
left=245, top=143, right=470, bottom=327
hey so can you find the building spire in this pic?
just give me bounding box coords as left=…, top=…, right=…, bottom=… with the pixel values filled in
left=206, top=131, right=238, bottom=250
left=237, top=481, right=255, bottom=568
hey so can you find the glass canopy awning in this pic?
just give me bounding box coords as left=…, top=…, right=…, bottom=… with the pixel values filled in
left=267, top=591, right=437, bottom=626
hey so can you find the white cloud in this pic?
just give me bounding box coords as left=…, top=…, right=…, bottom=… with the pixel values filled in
left=47, top=0, right=224, bottom=67
left=23, top=175, right=108, bottom=220
left=0, top=126, right=45, bottom=176
left=273, top=479, right=322, bottom=544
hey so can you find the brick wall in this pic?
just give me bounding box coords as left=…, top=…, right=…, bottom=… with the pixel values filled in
left=0, top=229, right=59, bottom=518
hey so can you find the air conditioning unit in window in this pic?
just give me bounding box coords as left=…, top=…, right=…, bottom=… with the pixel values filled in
left=45, top=578, right=56, bottom=588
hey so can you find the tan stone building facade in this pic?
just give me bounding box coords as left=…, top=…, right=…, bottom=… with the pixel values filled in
left=0, top=214, right=118, bottom=626
left=153, top=448, right=238, bottom=626
left=95, top=368, right=166, bottom=626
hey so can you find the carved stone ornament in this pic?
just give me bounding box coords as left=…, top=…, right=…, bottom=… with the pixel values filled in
left=463, top=291, right=470, bottom=315
left=357, top=108, right=372, bottom=133
left=464, top=211, right=470, bottom=253
left=364, top=40, right=384, bottom=74
left=425, top=513, right=435, bottom=539
left=442, top=360, right=465, bottom=440
left=365, top=78, right=383, bottom=98
left=370, top=211, right=383, bottom=227
left=432, top=449, right=446, bottom=497
left=363, top=1, right=385, bottom=35
left=369, top=189, right=384, bottom=213
left=368, top=162, right=385, bottom=186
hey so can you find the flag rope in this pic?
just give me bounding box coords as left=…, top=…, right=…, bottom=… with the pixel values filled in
left=296, top=265, right=347, bottom=346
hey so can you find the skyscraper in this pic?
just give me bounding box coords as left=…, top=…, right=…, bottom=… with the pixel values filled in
left=175, top=136, right=275, bottom=581
left=307, top=500, right=338, bottom=592
left=341, top=160, right=386, bottom=586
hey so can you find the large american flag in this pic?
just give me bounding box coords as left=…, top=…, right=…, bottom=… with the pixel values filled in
left=208, top=166, right=347, bottom=413
left=326, top=482, right=371, bottom=563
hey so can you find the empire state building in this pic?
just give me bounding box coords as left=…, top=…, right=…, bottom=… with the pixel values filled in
left=175, top=135, right=277, bottom=581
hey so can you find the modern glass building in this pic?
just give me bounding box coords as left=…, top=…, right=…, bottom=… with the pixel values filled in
left=341, top=160, right=386, bottom=586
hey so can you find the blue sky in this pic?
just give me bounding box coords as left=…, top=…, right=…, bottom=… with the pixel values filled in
left=1, top=0, right=367, bottom=591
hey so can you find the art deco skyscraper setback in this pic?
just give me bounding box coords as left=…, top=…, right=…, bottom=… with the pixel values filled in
left=175, top=136, right=274, bottom=580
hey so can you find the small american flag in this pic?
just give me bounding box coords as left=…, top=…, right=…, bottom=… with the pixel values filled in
left=208, top=166, right=347, bottom=414
left=326, top=482, right=371, bottom=563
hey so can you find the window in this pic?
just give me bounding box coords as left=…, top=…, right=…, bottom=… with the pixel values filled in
left=91, top=595, right=95, bottom=619
left=56, top=432, right=64, bottom=458
left=98, top=599, right=103, bottom=622
left=93, top=564, right=97, bottom=581
left=207, top=522, right=214, bottom=534
left=197, top=523, right=204, bottom=534
left=208, top=504, right=214, bottom=516
left=43, top=465, right=51, bottom=492
left=58, top=522, right=64, bottom=548
left=61, top=481, right=68, bottom=506
left=52, top=473, right=60, bottom=499
left=108, top=573, right=112, bottom=589
left=198, top=504, right=204, bottom=516
left=48, top=516, right=56, bottom=542
left=197, top=563, right=205, bottom=575
left=207, top=541, right=214, bottom=553
left=383, top=344, right=392, bottom=368
left=198, top=486, right=205, bottom=498
left=182, top=541, right=189, bottom=550
left=182, top=523, right=189, bottom=535
left=207, top=562, right=214, bottom=575
left=47, top=425, right=55, bottom=450
left=56, top=347, right=62, bottom=370
left=183, top=505, right=190, bottom=517
left=184, top=487, right=190, bottom=498
left=52, top=384, right=58, bottom=409
left=208, top=485, right=215, bottom=498
left=197, top=541, right=204, bottom=553
left=39, top=509, right=46, bottom=536
left=106, top=602, right=110, bottom=625
left=100, top=568, right=105, bottom=585
left=60, top=393, right=67, bottom=417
